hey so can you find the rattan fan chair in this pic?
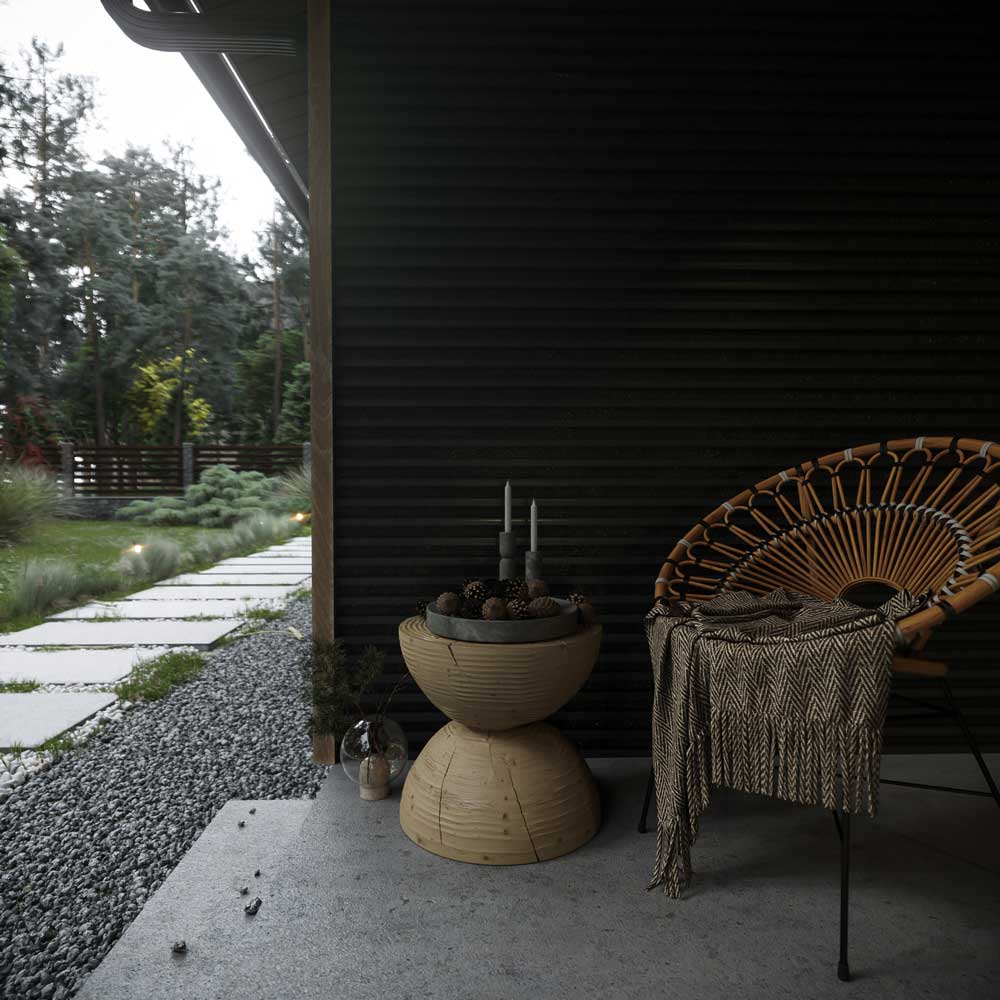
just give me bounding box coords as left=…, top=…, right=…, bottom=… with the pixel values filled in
left=638, top=436, right=1000, bottom=982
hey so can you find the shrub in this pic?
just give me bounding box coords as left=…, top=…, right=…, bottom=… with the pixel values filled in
left=118, top=539, right=185, bottom=582
left=276, top=463, right=311, bottom=515
left=7, top=558, right=112, bottom=618
left=0, top=463, right=75, bottom=545
left=116, top=464, right=294, bottom=528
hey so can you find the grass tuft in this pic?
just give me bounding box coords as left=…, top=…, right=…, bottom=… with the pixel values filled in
left=6, top=559, right=108, bottom=619
left=0, top=463, right=76, bottom=545
left=0, top=678, right=40, bottom=693
left=114, top=650, right=206, bottom=702
left=244, top=606, right=283, bottom=622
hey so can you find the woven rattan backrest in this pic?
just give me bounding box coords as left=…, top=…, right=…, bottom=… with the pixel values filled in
left=654, top=437, right=1000, bottom=643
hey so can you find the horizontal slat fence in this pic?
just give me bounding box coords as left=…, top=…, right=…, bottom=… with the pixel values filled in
left=18, top=443, right=309, bottom=495
left=193, top=445, right=304, bottom=478
left=73, top=446, right=183, bottom=496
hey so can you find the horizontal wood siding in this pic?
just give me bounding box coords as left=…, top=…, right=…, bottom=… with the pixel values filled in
left=329, top=4, right=1000, bottom=753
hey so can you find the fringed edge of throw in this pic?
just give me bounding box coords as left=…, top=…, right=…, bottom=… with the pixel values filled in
left=709, top=709, right=884, bottom=816
left=647, top=715, right=884, bottom=898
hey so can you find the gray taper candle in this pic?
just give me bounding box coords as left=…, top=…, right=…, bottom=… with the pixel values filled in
left=499, top=530, right=516, bottom=581
left=525, top=550, right=543, bottom=581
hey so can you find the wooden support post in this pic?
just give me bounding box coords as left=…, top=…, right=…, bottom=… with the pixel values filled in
left=308, top=0, right=337, bottom=764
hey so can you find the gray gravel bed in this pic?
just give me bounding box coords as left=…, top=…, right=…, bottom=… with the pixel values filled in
left=0, top=599, right=324, bottom=1000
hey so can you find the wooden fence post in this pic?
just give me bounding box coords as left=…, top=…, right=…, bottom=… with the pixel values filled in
left=59, top=441, right=75, bottom=497
left=181, top=442, right=195, bottom=488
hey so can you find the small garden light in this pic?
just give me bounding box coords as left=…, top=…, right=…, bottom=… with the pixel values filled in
left=130, top=543, right=144, bottom=555
left=292, top=512, right=307, bottom=523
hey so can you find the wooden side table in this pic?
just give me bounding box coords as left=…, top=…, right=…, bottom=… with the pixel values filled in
left=398, top=616, right=602, bottom=864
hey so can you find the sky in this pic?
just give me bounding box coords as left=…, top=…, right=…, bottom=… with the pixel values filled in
left=1, top=0, right=278, bottom=257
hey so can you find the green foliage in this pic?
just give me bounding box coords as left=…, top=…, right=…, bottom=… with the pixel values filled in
left=306, top=640, right=385, bottom=740
left=126, top=350, right=213, bottom=441
left=5, top=558, right=107, bottom=618
left=0, top=463, right=75, bottom=545
left=115, top=650, right=205, bottom=703
left=0, top=42, right=305, bottom=447
left=244, top=606, right=283, bottom=622
left=0, top=517, right=299, bottom=626
left=0, top=678, right=40, bottom=693
left=117, top=538, right=183, bottom=582
left=275, top=360, right=310, bottom=444
left=40, top=733, right=75, bottom=758
left=115, top=464, right=293, bottom=527
left=234, top=327, right=305, bottom=444
left=276, top=463, right=311, bottom=515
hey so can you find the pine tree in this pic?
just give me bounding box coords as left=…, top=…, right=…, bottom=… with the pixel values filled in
left=275, top=360, right=310, bottom=444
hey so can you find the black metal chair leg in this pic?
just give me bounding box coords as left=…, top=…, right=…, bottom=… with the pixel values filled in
left=638, top=765, right=655, bottom=833
left=940, top=677, right=1000, bottom=809
left=835, top=810, right=851, bottom=982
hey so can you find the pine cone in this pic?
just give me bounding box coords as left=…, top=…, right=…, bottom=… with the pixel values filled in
left=577, top=601, right=598, bottom=625
left=569, top=592, right=589, bottom=606
left=482, top=597, right=508, bottom=620
left=527, top=579, right=549, bottom=599
left=507, top=597, right=530, bottom=620
left=463, top=580, right=488, bottom=604
left=502, top=577, right=528, bottom=602
left=461, top=600, right=483, bottom=620
left=528, top=595, right=559, bottom=618
left=415, top=600, right=428, bottom=619
left=436, top=591, right=460, bottom=615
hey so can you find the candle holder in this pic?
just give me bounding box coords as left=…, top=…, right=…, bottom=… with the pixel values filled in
left=499, top=531, right=517, bottom=580
left=525, top=550, right=543, bottom=581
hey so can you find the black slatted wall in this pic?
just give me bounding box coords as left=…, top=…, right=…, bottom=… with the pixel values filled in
left=328, top=3, right=1000, bottom=753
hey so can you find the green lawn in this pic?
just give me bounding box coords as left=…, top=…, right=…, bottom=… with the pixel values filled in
left=0, top=520, right=236, bottom=630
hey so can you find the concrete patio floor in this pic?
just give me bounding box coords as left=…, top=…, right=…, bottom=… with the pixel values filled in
left=78, top=755, right=1000, bottom=1000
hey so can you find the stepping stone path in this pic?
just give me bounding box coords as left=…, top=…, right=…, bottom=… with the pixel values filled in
left=124, top=584, right=304, bottom=601
left=0, top=691, right=117, bottom=747
left=158, top=573, right=308, bottom=586
left=0, top=646, right=171, bottom=685
left=50, top=599, right=284, bottom=620
left=0, top=538, right=311, bottom=753
left=0, top=619, right=242, bottom=649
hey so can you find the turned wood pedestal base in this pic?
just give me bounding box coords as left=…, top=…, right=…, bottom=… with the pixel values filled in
left=400, top=720, right=600, bottom=864
left=397, top=616, right=603, bottom=865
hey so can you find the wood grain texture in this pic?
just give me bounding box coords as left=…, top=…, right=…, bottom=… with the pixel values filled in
left=400, top=721, right=601, bottom=865
left=308, top=0, right=335, bottom=763
left=398, top=617, right=602, bottom=731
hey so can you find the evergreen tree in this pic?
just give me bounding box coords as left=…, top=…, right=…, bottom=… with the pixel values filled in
left=0, top=40, right=93, bottom=407
left=243, top=202, right=309, bottom=439
left=275, top=359, right=310, bottom=444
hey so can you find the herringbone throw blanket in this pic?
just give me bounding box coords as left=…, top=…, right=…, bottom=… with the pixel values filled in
left=645, top=587, right=917, bottom=897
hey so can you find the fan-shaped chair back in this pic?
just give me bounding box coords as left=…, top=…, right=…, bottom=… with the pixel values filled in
left=654, top=437, right=1000, bottom=644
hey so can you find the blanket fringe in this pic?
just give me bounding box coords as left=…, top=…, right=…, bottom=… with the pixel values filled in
left=649, top=716, right=882, bottom=896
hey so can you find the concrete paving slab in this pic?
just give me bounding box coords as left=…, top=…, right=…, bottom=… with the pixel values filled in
left=0, top=619, right=241, bottom=649
left=0, top=691, right=117, bottom=747
left=156, top=573, right=307, bottom=586
left=76, top=755, right=1000, bottom=1000
left=241, top=551, right=313, bottom=559
left=49, top=599, right=282, bottom=620
left=197, top=564, right=311, bottom=574
left=214, top=559, right=311, bottom=567
left=124, top=585, right=301, bottom=601
left=0, top=646, right=172, bottom=685
left=77, top=799, right=314, bottom=1000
